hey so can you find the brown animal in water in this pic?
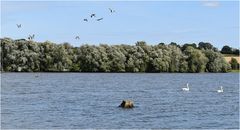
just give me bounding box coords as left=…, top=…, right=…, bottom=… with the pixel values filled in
left=119, top=100, right=134, bottom=108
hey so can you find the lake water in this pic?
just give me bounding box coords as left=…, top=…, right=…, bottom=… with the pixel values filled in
left=1, top=73, right=239, bottom=129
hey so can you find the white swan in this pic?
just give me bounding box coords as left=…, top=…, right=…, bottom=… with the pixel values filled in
left=217, top=86, right=223, bottom=93
left=182, top=83, right=190, bottom=91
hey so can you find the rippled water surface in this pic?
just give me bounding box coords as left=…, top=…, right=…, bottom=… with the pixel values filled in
left=1, top=73, right=239, bottom=129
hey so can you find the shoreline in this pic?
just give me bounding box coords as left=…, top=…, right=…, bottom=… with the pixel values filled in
left=1, top=71, right=238, bottom=73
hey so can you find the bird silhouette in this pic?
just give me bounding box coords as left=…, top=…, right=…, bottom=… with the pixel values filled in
left=84, top=19, right=88, bottom=22
left=91, top=14, right=96, bottom=18
left=28, top=36, right=31, bottom=40
left=28, top=34, right=35, bottom=40
left=75, top=36, right=80, bottom=39
left=16, top=24, right=21, bottom=28
left=109, top=8, right=115, bottom=13
left=96, top=18, right=103, bottom=21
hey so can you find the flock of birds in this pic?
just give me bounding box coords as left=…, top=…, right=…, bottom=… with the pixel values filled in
left=79, top=8, right=116, bottom=40
left=182, top=83, right=224, bottom=93
left=16, top=24, right=35, bottom=40
left=83, top=8, right=115, bottom=22
left=16, top=8, right=116, bottom=41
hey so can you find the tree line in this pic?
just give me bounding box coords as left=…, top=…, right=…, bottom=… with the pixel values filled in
left=221, top=45, right=239, bottom=55
left=0, top=38, right=234, bottom=72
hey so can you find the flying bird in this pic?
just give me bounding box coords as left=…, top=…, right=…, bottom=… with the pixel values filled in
left=90, top=14, right=96, bottom=18
left=75, top=36, right=80, bottom=40
left=28, top=34, right=35, bottom=40
left=84, top=19, right=88, bottom=22
left=109, top=8, right=115, bottom=13
left=16, top=24, right=21, bottom=28
left=96, top=18, right=103, bottom=21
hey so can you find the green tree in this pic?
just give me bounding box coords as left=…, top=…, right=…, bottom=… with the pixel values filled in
left=203, top=49, right=231, bottom=72
left=221, top=45, right=232, bottom=54
left=107, top=46, right=126, bottom=72
left=229, top=58, right=239, bottom=70
left=0, top=37, right=234, bottom=73
left=181, top=43, right=197, bottom=51
left=233, top=49, right=240, bottom=55
left=184, top=46, right=208, bottom=72
left=198, top=42, right=214, bottom=50
left=39, top=41, right=56, bottom=71
left=79, top=45, right=100, bottom=72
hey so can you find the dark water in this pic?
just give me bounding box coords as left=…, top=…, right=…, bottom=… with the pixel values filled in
left=1, top=73, right=239, bottom=129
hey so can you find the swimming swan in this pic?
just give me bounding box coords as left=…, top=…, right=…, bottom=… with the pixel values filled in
left=182, top=83, right=190, bottom=91
left=217, top=86, right=223, bottom=93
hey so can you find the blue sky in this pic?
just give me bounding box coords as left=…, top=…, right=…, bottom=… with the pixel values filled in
left=1, top=1, right=239, bottom=49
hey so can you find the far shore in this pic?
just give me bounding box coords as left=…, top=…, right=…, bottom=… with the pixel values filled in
left=230, top=69, right=240, bottom=73
left=224, top=56, right=240, bottom=64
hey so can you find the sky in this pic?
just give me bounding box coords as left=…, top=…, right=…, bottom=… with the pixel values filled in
left=1, top=0, right=239, bottom=49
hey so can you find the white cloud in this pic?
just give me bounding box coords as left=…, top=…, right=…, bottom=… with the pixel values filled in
left=202, top=0, right=220, bottom=7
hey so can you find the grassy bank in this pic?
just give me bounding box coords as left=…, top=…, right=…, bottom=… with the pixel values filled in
left=230, top=69, right=240, bottom=73
left=222, top=54, right=239, bottom=57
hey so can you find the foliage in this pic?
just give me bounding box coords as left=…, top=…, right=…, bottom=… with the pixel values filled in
left=181, top=43, right=197, bottom=51
left=221, top=45, right=239, bottom=55
left=184, top=46, right=208, bottom=72
left=229, top=58, right=239, bottom=70
left=198, top=42, right=218, bottom=51
left=1, top=38, right=231, bottom=73
left=203, top=49, right=231, bottom=72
